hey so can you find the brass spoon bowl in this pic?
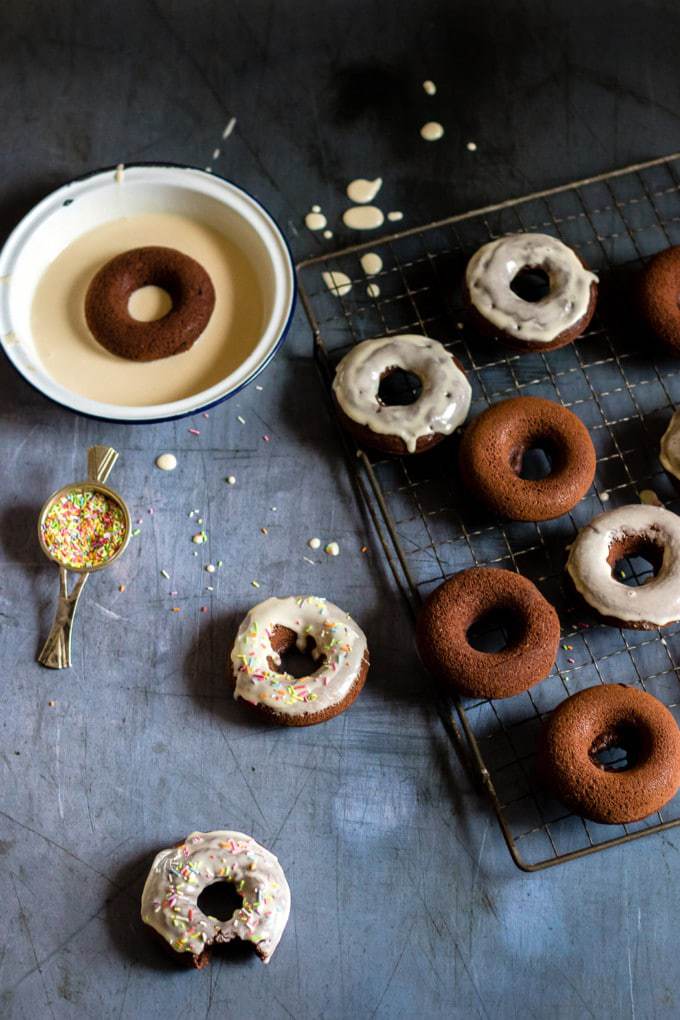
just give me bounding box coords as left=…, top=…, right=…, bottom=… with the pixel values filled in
left=37, top=445, right=131, bottom=669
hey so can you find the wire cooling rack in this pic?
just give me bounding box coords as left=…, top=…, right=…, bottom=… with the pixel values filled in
left=297, top=152, right=680, bottom=871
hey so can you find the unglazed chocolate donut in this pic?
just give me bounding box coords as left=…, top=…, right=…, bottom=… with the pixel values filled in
left=660, top=408, right=680, bottom=481
left=459, top=396, right=596, bottom=522
left=415, top=567, right=560, bottom=700
left=141, top=830, right=291, bottom=967
left=539, top=685, right=680, bottom=824
left=231, top=595, right=369, bottom=725
left=465, top=233, right=598, bottom=351
left=638, top=246, right=680, bottom=355
left=332, top=334, right=471, bottom=455
left=85, top=246, right=215, bottom=361
left=566, top=504, right=680, bottom=629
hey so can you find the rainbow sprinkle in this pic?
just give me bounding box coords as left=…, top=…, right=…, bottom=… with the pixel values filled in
left=41, top=489, right=126, bottom=570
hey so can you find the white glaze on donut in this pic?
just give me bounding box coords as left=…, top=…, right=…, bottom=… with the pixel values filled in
left=566, top=504, right=680, bottom=626
left=140, top=830, right=290, bottom=963
left=232, top=596, right=368, bottom=717
left=332, top=334, right=471, bottom=453
left=465, top=233, right=597, bottom=344
left=660, top=409, right=680, bottom=481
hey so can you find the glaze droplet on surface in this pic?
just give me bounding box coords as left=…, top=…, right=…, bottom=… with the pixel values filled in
left=422, top=80, right=437, bottom=95
left=322, top=270, right=352, bottom=297
left=420, top=121, right=444, bottom=141
left=346, top=177, right=383, bottom=204
left=466, top=141, right=478, bottom=152
left=360, top=252, right=383, bottom=276
left=305, top=210, right=327, bottom=231
left=155, top=453, right=177, bottom=471
left=366, top=283, right=380, bottom=298
left=342, top=206, right=384, bottom=231
left=387, top=211, right=404, bottom=222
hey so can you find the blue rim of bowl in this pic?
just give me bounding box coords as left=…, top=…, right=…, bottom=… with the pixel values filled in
left=0, top=161, right=297, bottom=425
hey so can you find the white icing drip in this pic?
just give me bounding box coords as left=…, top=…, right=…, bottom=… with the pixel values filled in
left=140, top=830, right=290, bottom=962
left=422, top=80, right=437, bottom=95
left=332, top=334, right=471, bottom=453
left=322, top=271, right=352, bottom=297
left=420, top=122, right=444, bottom=141
left=465, top=233, right=597, bottom=344
left=387, top=211, right=403, bottom=222
left=305, top=210, right=327, bottom=231
left=660, top=409, right=680, bottom=481
left=367, top=283, right=380, bottom=298
left=343, top=206, right=384, bottom=230
left=346, top=178, right=383, bottom=204
left=155, top=453, right=177, bottom=471
left=360, top=252, right=382, bottom=276
left=566, top=504, right=680, bottom=626
left=232, top=595, right=368, bottom=717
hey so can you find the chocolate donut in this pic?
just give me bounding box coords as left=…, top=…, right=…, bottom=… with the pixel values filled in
left=85, top=246, right=215, bottom=361
left=638, top=246, right=680, bottom=355
left=459, top=396, right=596, bottom=522
left=231, top=596, right=369, bottom=726
left=660, top=408, right=680, bottom=483
left=566, top=504, right=680, bottom=629
left=539, top=684, right=680, bottom=824
left=141, top=830, right=291, bottom=966
left=415, top=567, right=560, bottom=700
left=332, top=334, right=471, bottom=455
left=465, top=233, right=598, bottom=352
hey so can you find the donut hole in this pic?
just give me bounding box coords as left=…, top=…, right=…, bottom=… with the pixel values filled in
left=607, top=533, right=665, bottom=587
left=509, top=441, right=557, bottom=481
left=466, top=607, right=523, bottom=653
left=269, top=626, right=324, bottom=679
left=197, top=880, right=242, bottom=922
left=510, top=265, right=551, bottom=303
left=127, top=285, right=173, bottom=322
left=589, top=723, right=650, bottom=772
left=377, top=368, right=422, bottom=407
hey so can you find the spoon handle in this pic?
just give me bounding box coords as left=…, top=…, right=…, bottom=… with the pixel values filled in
left=37, top=446, right=119, bottom=670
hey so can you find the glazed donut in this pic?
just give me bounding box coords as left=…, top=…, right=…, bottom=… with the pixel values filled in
left=465, top=233, right=598, bottom=351
left=415, top=567, right=560, bottom=700
left=332, top=334, right=471, bottom=455
left=539, top=685, right=680, bottom=824
left=638, top=246, right=680, bottom=355
left=566, top=504, right=680, bottom=629
left=231, top=595, right=369, bottom=725
left=660, top=408, right=680, bottom=481
left=85, top=246, right=215, bottom=361
left=458, top=396, right=596, bottom=522
left=141, top=830, right=291, bottom=967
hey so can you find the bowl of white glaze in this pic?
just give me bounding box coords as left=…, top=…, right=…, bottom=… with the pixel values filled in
left=0, top=163, right=296, bottom=422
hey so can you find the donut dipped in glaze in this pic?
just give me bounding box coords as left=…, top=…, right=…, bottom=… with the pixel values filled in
left=638, top=246, right=680, bottom=355
left=459, top=396, right=596, bottom=522
left=539, top=685, right=680, bottom=824
left=416, top=567, right=560, bottom=700
left=231, top=595, right=369, bottom=725
left=85, top=246, right=215, bottom=361
left=464, top=233, right=598, bottom=352
left=566, top=504, right=680, bottom=629
left=141, top=830, right=291, bottom=968
left=332, top=334, right=471, bottom=455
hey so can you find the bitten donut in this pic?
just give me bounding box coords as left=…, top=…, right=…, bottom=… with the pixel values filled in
left=660, top=408, right=680, bottom=481
left=638, top=246, right=680, bottom=355
left=415, top=567, right=560, bottom=700
left=459, top=396, right=596, bottom=522
left=231, top=595, right=369, bottom=725
left=85, top=246, right=215, bottom=361
left=566, top=504, right=680, bottom=629
left=539, top=685, right=680, bottom=824
left=141, top=830, right=290, bottom=968
left=332, top=334, right=471, bottom=455
left=465, top=233, right=598, bottom=351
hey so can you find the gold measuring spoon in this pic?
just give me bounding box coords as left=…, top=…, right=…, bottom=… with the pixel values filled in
left=37, top=445, right=131, bottom=669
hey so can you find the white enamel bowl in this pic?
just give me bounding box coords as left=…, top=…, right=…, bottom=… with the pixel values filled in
left=0, top=163, right=296, bottom=422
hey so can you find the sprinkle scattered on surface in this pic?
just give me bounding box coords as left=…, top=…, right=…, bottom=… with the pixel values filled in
left=171, top=607, right=181, bottom=613
left=160, top=569, right=170, bottom=580
left=303, top=556, right=316, bottom=565
left=237, top=415, right=246, bottom=424
left=188, top=428, right=201, bottom=436
left=132, top=528, right=141, bottom=537
left=466, top=140, right=478, bottom=151
left=48, top=700, right=56, bottom=707
left=567, top=658, right=575, bottom=664
left=325, top=541, right=340, bottom=557
left=206, top=564, right=216, bottom=573
left=360, top=545, right=368, bottom=554
left=251, top=580, right=261, bottom=588
left=262, top=434, right=270, bottom=442
left=261, top=527, right=268, bottom=535
left=255, top=385, right=263, bottom=391
left=226, top=475, right=237, bottom=485
left=308, top=537, right=321, bottom=549
left=192, top=531, right=207, bottom=545
left=118, top=584, right=126, bottom=592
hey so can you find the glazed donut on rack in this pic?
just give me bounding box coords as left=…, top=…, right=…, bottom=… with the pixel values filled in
left=332, top=333, right=471, bottom=455
left=464, top=233, right=598, bottom=352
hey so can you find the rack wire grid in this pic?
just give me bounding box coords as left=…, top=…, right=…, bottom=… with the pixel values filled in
left=297, top=152, right=680, bottom=871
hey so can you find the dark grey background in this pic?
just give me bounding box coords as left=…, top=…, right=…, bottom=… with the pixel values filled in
left=2, top=2, right=680, bottom=1017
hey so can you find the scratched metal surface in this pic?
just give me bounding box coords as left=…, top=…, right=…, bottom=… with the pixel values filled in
left=3, top=2, right=680, bottom=1018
